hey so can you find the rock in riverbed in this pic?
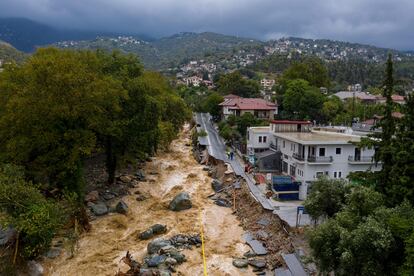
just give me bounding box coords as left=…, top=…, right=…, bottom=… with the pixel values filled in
left=168, top=192, right=192, bottom=211
left=233, top=258, right=249, bottom=268
left=115, top=200, right=128, bottom=214
left=89, top=201, right=108, bottom=216
left=139, top=224, right=167, bottom=240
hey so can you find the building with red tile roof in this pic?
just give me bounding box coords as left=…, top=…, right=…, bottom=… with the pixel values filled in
left=219, top=97, right=278, bottom=120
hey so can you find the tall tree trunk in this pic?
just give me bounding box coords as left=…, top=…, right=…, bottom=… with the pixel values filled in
left=106, top=137, right=117, bottom=184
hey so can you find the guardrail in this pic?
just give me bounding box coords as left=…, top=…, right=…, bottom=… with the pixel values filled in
left=307, top=156, right=333, bottom=163
left=292, top=153, right=305, bottom=161
left=348, top=156, right=374, bottom=163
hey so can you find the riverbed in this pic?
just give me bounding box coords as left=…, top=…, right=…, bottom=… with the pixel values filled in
left=43, top=125, right=253, bottom=276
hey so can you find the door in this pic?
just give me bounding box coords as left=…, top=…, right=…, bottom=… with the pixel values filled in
left=355, top=148, right=361, bottom=161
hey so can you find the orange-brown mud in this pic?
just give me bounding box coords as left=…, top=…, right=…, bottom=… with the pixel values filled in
left=43, top=125, right=253, bottom=276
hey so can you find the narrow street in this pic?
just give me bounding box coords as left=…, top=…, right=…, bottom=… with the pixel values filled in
left=43, top=125, right=254, bottom=276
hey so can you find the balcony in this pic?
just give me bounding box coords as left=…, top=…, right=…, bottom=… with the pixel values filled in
left=348, top=156, right=374, bottom=164
left=307, top=156, right=333, bottom=163
left=269, top=143, right=280, bottom=152
left=292, top=152, right=305, bottom=161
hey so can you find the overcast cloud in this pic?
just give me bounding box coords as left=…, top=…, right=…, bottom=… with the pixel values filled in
left=0, top=0, right=413, bottom=50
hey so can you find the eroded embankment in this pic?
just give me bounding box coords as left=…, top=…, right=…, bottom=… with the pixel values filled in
left=43, top=125, right=253, bottom=276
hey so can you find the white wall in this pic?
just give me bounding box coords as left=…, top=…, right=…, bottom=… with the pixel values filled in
left=274, top=135, right=382, bottom=199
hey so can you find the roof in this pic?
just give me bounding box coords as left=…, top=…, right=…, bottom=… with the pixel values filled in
left=392, top=95, right=405, bottom=102
left=270, top=120, right=312, bottom=125
left=220, top=97, right=277, bottom=110
left=334, top=91, right=376, bottom=101
left=249, top=126, right=270, bottom=133
left=223, top=94, right=241, bottom=99
left=273, top=130, right=361, bottom=145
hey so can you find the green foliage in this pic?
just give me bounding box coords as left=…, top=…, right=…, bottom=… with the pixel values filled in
left=0, top=164, right=62, bottom=259
left=321, top=96, right=344, bottom=122
left=217, top=71, right=260, bottom=97
left=201, top=92, right=224, bottom=119
left=304, top=178, right=348, bottom=219
left=279, top=57, right=330, bottom=89
left=309, top=186, right=395, bottom=275
left=0, top=48, right=126, bottom=195
left=282, top=79, right=325, bottom=120
left=197, top=129, right=208, bottom=137
left=0, top=41, right=26, bottom=64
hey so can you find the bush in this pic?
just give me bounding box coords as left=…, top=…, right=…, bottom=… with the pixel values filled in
left=0, top=164, right=63, bottom=259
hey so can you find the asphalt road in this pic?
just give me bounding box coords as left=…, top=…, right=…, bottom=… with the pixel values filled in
left=195, top=112, right=273, bottom=210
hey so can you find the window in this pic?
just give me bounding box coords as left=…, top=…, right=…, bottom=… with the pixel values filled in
left=334, top=171, right=337, bottom=178
left=263, top=136, right=267, bottom=143
left=282, top=161, right=288, bottom=173
left=259, top=136, right=262, bottom=143
left=338, top=171, right=342, bottom=178
left=283, top=141, right=285, bottom=148
left=319, top=148, right=326, bottom=157
left=325, top=171, right=329, bottom=175
left=316, top=172, right=324, bottom=178
left=289, top=165, right=296, bottom=176
left=336, top=148, right=341, bottom=155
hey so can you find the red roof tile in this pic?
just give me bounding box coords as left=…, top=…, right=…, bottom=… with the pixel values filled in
left=219, top=97, right=277, bottom=110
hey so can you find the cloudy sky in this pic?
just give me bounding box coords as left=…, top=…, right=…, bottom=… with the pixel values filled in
left=1, top=0, right=413, bottom=50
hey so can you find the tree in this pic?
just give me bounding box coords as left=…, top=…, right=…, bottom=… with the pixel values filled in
left=0, top=48, right=126, bottom=195
left=304, top=177, right=348, bottom=219
left=309, top=186, right=395, bottom=276
left=217, top=71, right=260, bottom=97
left=202, top=92, right=223, bottom=119
left=282, top=79, right=325, bottom=120
left=0, top=164, right=62, bottom=259
left=279, top=57, right=330, bottom=91
left=376, top=54, right=396, bottom=192
left=321, top=96, right=344, bottom=122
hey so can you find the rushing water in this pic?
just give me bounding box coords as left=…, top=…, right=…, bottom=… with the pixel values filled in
left=43, top=125, right=254, bottom=276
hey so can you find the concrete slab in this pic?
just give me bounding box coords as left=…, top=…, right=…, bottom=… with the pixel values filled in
left=275, top=268, right=292, bottom=276
left=273, top=208, right=311, bottom=228
left=282, top=254, right=307, bottom=276
left=243, top=232, right=268, bottom=255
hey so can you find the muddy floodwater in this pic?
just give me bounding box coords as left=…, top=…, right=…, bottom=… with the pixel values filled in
left=43, top=125, right=254, bottom=276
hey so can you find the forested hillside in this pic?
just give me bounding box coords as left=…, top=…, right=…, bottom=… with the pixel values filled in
left=0, top=48, right=190, bottom=270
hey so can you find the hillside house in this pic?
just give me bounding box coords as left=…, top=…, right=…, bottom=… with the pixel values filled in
left=219, top=96, right=278, bottom=120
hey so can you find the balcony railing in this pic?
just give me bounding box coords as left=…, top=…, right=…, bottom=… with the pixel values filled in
left=292, top=153, right=305, bottom=161
left=348, top=156, right=374, bottom=163
left=269, top=143, right=280, bottom=152
left=307, top=156, right=333, bottom=163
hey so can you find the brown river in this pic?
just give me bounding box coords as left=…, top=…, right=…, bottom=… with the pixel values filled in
left=43, top=125, right=254, bottom=276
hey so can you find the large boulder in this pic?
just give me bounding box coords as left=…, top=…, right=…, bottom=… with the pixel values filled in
left=138, top=228, right=154, bottom=240
left=168, top=192, right=192, bottom=211
left=248, top=259, right=266, bottom=269
left=233, top=258, right=248, bottom=268
left=151, top=224, right=167, bottom=235
left=138, top=224, right=167, bottom=240
left=147, top=254, right=167, bottom=267
left=0, top=226, right=16, bottom=246
left=147, top=238, right=172, bottom=255
left=115, top=200, right=129, bottom=214
left=89, top=202, right=108, bottom=216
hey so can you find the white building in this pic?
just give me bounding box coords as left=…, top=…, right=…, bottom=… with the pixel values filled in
left=248, top=121, right=381, bottom=199
left=260, top=78, right=275, bottom=90
left=183, top=76, right=203, bottom=87
left=246, top=126, right=271, bottom=156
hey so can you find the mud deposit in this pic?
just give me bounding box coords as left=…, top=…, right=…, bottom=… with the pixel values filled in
left=43, top=125, right=253, bottom=276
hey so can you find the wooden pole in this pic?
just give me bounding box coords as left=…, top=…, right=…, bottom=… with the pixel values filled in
left=13, top=232, right=19, bottom=265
